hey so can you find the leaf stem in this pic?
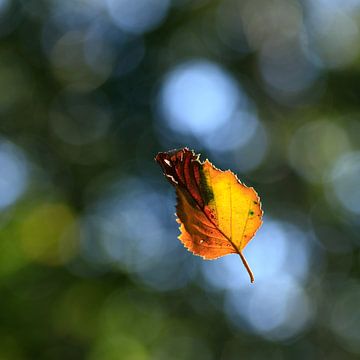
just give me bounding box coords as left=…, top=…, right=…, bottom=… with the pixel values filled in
left=238, top=251, right=254, bottom=283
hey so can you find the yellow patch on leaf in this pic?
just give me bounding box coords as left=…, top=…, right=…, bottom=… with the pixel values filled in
left=155, top=148, right=263, bottom=283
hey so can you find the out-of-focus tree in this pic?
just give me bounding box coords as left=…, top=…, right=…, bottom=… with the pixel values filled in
left=0, top=0, right=359, bottom=358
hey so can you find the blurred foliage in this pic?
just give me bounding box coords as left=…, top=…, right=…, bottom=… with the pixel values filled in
left=0, top=0, right=360, bottom=359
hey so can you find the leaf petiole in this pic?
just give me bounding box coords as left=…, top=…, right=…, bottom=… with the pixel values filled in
left=238, top=251, right=255, bottom=283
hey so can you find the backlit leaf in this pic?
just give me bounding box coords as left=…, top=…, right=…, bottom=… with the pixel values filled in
left=155, top=148, right=263, bottom=283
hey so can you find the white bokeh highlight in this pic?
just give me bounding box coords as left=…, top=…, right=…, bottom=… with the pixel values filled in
left=158, top=60, right=240, bottom=136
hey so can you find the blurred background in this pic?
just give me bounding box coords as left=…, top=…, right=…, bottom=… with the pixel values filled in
left=0, top=0, right=359, bottom=358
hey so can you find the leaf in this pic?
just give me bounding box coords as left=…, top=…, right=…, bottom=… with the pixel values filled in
left=155, top=148, right=263, bottom=283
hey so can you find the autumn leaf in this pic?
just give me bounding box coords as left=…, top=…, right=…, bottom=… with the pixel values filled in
left=155, top=148, right=263, bottom=283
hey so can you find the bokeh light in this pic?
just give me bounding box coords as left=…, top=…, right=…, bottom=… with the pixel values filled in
left=0, top=138, right=28, bottom=210
left=201, top=219, right=314, bottom=289
left=240, top=0, right=303, bottom=50
left=156, top=58, right=269, bottom=169
left=50, top=91, right=112, bottom=145
left=106, top=0, right=170, bottom=35
left=328, top=151, right=360, bottom=215
left=201, top=219, right=317, bottom=340
left=83, top=177, right=196, bottom=291
left=305, top=0, right=360, bottom=69
left=288, top=120, right=351, bottom=184
left=258, top=40, right=320, bottom=102
left=50, top=30, right=112, bottom=91
left=225, top=275, right=313, bottom=341
left=21, top=203, right=79, bottom=266
left=330, top=280, right=360, bottom=354
left=158, top=59, right=240, bottom=136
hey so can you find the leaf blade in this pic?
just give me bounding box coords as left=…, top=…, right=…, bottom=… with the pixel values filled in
left=176, top=188, right=236, bottom=259
left=155, top=148, right=263, bottom=282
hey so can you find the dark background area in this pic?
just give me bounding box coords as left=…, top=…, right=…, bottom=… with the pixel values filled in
left=0, top=0, right=359, bottom=359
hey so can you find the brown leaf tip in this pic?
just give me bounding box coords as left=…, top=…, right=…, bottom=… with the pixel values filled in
left=155, top=148, right=199, bottom=187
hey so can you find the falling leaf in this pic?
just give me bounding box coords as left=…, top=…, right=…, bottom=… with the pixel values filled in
left=155, top=148, right=263, bottom=283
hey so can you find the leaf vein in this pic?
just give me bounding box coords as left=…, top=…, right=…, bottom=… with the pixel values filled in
left=240, top=197, right=252, bottom=248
